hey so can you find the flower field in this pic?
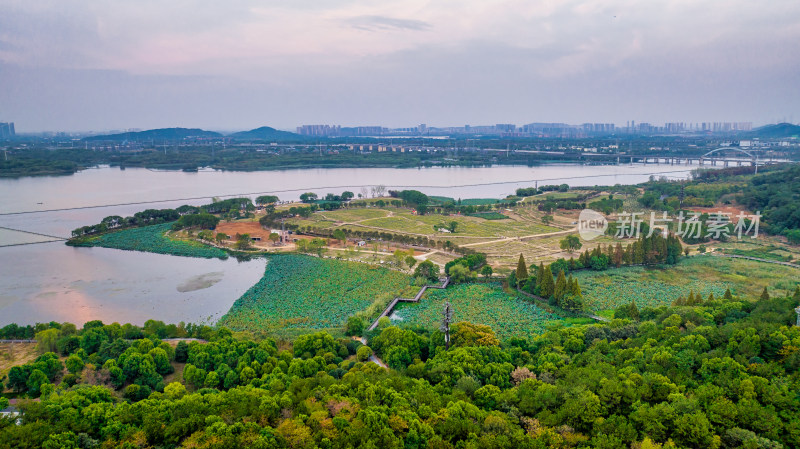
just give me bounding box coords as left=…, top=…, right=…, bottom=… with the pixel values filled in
left=573, top=255, right=800, bottom=311
left=219, top=255, right=411, bottom=333
left=76, top=223, right=228, bottom=259
left=392, top=283, right=562, bottom=338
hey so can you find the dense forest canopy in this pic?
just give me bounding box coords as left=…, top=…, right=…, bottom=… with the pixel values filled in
left=2, top=288, right=800, bottom=448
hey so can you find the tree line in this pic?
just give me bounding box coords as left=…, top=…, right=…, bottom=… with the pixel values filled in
left=69, top=197, right=258, bottom=239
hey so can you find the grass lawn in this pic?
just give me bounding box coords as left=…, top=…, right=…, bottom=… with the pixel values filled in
left=317, top=208, right=393, bottom=222
left=289, top=207, right=560, bottom=238
left=354, top=209, right=559, bottom=236
left=573, top=255, right=800, bottom=312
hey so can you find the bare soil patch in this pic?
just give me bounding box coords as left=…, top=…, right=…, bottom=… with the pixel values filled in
left=687, top=206, right=751, bottom=221
left=216, top=221, right=271, bottom=239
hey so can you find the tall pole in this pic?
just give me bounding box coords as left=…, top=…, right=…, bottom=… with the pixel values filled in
left=441, top=300, right=453, bottom=350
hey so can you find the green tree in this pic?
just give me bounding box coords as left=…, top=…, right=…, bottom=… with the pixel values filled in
left=269, top=232, right=280, bottom=245
left=553, top=269, right=567, bottom=302
left=26, top=368, right=49, bottom=396
left=204, top=371, right=220, bottom=388
left=215, top=232, right=228, bottom=244
left=405, top=255, right=417, bottom=269
left=356, top=345, right=373, bottom=362
left=299, top=192, right=318, bottom=203
left=560, top=235, right=582, bottom=253
left=333, top=229, right=346, bottom=245
left=255, top=195, right=279, bottom=206
left=561, top=294, right=584, bottom=312
left=293, top=332, right=338, bottom=358
left=516, top=254, right=528, bottom=283
left=345, top=316, right=365, bottom=336
left=542, top=215, right=554, bottom=225
left=449, top=264, right=472, bottom=284
left=414, top=260, right=439, bottom=282
left=448, top=221, right=458, bottom=233
left=724, top=288, right=733, bottom=300
left=149, top=348, right=173, bottom=375
left=35, top=328, right=60, bottom=354
left=235, top=233, right=252, bottom=250
left=480, top=265, right=493, bottom=280
left=175, top=340, right=189, bottom=363
left=451, top=322, right=500, bottom=347
left=539, top=265, right=555, bottom=298
left=760, top=287, right=770, bottom=301
left=65, top=354, right=84, bottom=374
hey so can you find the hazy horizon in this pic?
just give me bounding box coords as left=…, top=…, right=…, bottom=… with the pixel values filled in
left=2, top=0, right=799, bottom=133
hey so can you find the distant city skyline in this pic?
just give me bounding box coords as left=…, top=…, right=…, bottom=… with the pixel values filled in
left=1, top=1, right=799, bottom=132
left=14, top=119, right=777, bottom=138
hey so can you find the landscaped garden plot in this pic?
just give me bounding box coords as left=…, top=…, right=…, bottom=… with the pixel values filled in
left=355, top=209, right=560, bottom=237
left=573, top=255, right=800, bottom=312
left=429, top=196, right=501, bottom=206
left=317, top=208, right=392, bottom=222
left=75, top=223, right=228, bottom=259
left=218, top=255, right=411, bottom=334
left=392, top=283, right=562, bottom=339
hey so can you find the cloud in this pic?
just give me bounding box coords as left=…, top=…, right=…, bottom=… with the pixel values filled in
left=343, top=15, right=432, bottom=32
left=1, top=0, right=799, bottom=130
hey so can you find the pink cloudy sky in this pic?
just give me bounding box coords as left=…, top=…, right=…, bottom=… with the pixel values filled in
left=1, top=0, right=799, bottom=132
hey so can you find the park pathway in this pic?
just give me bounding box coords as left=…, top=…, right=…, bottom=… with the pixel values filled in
left=459, top=228, right=577, bottom=248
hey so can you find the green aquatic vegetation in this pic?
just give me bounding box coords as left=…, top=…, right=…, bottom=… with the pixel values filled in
left=219, top=255, right=411, bottom=332
left=74, top=223, right=228, bottom=259
left=393, top=283, right=562, bottom=338
left=572, top=255, right=800, bottom=311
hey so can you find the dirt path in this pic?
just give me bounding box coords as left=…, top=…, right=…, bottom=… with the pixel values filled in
left=460, top=228, right=577, bottom=248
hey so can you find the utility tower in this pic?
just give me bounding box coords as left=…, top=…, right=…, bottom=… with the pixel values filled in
left=441, top=300, right=453, bottom=350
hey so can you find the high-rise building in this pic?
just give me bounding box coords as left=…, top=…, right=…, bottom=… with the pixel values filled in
left=0, top=122, right=15, bottom=138
left=296, top=125, right=341, bottom=136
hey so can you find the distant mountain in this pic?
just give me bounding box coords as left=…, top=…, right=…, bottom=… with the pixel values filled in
left=83, top=128, right=222, bottom=142
left=748, top=123, right=800, bottom=139
left=227, top=126, right=303, bottom=141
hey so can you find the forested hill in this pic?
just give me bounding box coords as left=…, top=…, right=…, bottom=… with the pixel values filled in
left=83, top=128, right=222, bottom=142
left=748, top=123, right=800, bottom=138
left=741, top=164, right=800, bottom=234
left=227, top=126, right=304, bottom=141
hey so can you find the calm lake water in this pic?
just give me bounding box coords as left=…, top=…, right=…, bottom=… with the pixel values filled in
left=0, top=163, right=702, bottom=326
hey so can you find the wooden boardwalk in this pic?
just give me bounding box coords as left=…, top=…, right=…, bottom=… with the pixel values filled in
left=713, top=253, right=800, bottom=269
left=367, top=277, right=450, bottom=331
